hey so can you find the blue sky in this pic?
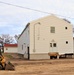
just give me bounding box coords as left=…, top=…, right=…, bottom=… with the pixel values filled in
left=0, top=0, right=74, bottom=36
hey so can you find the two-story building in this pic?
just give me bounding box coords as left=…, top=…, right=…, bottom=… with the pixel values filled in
left=18, top=15, right=73, bottom=60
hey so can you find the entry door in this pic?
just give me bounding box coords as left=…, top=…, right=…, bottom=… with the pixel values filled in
left=50, top=43, right=57, bottom=52
left=27, top=47, right=30, bottom=60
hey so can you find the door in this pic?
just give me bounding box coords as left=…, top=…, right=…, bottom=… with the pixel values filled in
left=27, top=47, right=30, bottom=60
left=50, top=43, right=57, bottom=52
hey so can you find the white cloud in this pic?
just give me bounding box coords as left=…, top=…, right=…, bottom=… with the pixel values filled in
left=0, top=22, right=12, bottom=27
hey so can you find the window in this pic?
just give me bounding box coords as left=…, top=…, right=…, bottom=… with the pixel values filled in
left=53, top=43, right=57, bottom=47
left=65, top=27, right=68, bottom=30
left=50, top=43, right=57, bottom=47
left=66, top=41, right=68, bottom=44
left=50, top=27, right=55, bottom=33
left=50, top=43, right=52, bottom=47
left=6, top=48, right=8, bottom=50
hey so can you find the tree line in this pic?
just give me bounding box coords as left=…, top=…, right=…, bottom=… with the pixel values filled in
left=0, top=34, right=19, bottom=44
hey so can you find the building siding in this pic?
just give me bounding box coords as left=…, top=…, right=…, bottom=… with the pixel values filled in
left=18, top=26, right=30, bottom=59
left=30, top=15, right=73, bottom=58
left=18, top=15, right=73, bottom=59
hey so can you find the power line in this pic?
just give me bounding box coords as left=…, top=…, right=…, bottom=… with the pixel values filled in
left=0, top=1, right=74, bottom=19
left=0, top=1, right=51, bottom=14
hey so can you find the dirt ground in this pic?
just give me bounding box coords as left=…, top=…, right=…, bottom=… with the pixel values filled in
left=1, top=53, right=74, bottom=75
left=1, top=58, right=74, bottom=75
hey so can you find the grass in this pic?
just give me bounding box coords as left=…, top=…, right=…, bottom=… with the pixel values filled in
left=5, top=54, right=13, bottom=59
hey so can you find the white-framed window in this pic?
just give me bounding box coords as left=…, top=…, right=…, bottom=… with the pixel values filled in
left=50, top=43, right=52, bottom=47
left=65, top=27, right=68, bottom=30
left=50, top=27, right=55, bottom=33
left=50, top=43, right=57, bottom=47
left=53, top=43, right=57, bottom=47
left=66, top=41, right=68, bottom=44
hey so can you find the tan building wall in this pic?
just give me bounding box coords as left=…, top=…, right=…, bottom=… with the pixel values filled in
left=29, top=15, right=73, bottom=59
left=18, top=15, right=73, bottom=59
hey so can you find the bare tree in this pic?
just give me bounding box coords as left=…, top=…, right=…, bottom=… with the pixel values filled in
left=1, top=34, right=14, bottom=44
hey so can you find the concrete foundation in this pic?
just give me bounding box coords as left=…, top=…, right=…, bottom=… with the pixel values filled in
left=30, top=53, right=50, bottom=60
left=30, top=53, right=59, bottom=60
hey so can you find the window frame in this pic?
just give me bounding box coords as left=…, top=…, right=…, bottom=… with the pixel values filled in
left=50, top=43, right=52, bottom=47
left=53, top=43, right=57, bottom=47
left=50, top=27, right=55, bottom=33
left=65, top=27, right=68, bottom=30
left=66, top=41, right=68, bottom=44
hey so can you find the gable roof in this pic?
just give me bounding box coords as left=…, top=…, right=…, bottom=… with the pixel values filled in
left=31, top=14, right=71, bottom=24
left=18, top=23, right=30, bottom=39
left=18, top=14, right=72, bottom=39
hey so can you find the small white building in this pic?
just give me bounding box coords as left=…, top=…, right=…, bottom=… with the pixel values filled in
left=4, top=44, right=18, bottom=53
left=18, top=15, right=73, bottom=60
